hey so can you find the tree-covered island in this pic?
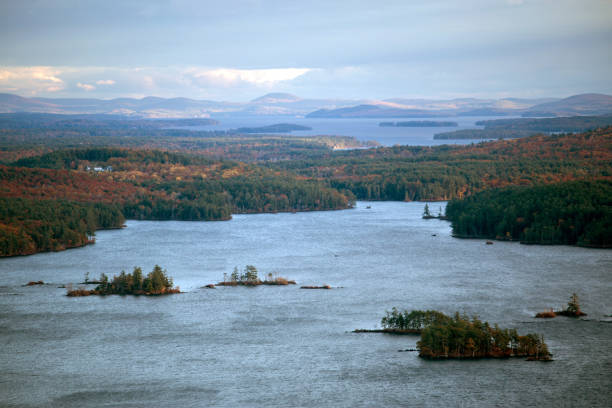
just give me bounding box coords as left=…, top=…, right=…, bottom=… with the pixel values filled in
left=357, top=308, right=552, bottom=360
left=66, top=265, right=180, bottom=296
left=213, top=265, right=296, bottom=287
left=536, top=293, right=587, bottom=318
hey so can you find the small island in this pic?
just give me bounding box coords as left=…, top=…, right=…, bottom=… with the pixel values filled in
left=66, top=265, right=180, bottom=296
left=357, top=307, right=552, bottom=360
left=422, top=203, right=447, bottom=220
left=535, top=293, right=587, bottom=318
left=418, top=311, right=552, bottom=360
left=214, top=265, right=296, bottom=287
left=380, top=121, right=458, bottom=127
left=232, top=123, right=312, bottom=134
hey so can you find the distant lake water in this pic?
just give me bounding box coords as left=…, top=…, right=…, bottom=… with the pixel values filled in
left=180, top=115, right=516, bottom=146
left=1, top=202, right=611, bottom=407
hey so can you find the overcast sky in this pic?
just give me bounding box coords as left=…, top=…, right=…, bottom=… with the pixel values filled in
left=1, top=0, right=611, bottom=101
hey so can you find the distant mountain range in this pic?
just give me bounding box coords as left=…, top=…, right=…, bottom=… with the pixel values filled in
left=307, top=94, right=612, bottom=118
left=521, top=94, right=612, bottom=117
left=1, top=92, right=610, bottom=119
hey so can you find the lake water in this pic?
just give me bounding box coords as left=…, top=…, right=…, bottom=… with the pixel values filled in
left=183, top=115, right=514, bottom=146
left=1, top=202, right=611, bottom=407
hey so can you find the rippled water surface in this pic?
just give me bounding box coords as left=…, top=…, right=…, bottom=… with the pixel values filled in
left=1, top=202, right=611, bottom=407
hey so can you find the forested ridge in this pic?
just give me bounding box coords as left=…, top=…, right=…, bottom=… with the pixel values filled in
left=5, top=148, right=352, bottom=219
left=272, top=128, right=612, bottom=201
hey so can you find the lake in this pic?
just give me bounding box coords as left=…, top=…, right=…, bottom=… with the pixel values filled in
left=180, top=115, right=515, bottom=146
left=1, top=202, right=611, bottom=407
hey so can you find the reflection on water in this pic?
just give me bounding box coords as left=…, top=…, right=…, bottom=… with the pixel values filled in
left=1, top=202, right=611, bottom=407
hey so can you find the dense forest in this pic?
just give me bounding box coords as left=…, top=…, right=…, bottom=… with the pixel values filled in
left=0, top=147, right=353, bottom=255
left=6, top=148, right=354, bottom=219
left=0, top=198, right=124, bottom=256
left=273, top=128, right=612, bottom=201
left=445, top=180, right=612, bottom=248
left=0, top=113, right=610, bottom=256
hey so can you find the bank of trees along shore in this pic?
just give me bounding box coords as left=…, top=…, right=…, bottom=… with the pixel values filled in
left=0, top=198, right=124, bottom=257
left=0, top=148, right=353, bottom=255
left=380, top=308, right=551, bottom=360
left=8, top=148, right=353, bottom=220
left=445, top=180, right=612, bottom=248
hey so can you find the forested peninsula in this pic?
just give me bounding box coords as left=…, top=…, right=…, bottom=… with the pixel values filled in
left=445, top=180, right=611, bottom=248
left=0, top=113, right=610, bottom=256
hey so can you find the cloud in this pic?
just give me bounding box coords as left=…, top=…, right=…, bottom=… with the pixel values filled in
left=187, top=67, right=311, bottom=87
left=0, top=66, right=64, bottom=94
left=77, top=82, right=95, bottom=91
left=95, top=79, right=115, bottom=85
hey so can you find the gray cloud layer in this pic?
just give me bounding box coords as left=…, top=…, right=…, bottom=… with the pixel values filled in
left=1, top=0, right=611, bottom=99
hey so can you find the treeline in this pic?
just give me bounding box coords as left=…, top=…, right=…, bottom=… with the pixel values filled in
left=12, top=147, right=213, bottom=169
left=0, top=113, right=218, bottom=130
left=477, top=114, right=612, bottom=132
left=434, top=115, right=612, bottom=139
left=123, top=178, right=350, bottom=221
left=433, top=128, right=534, bottom=140
left=7, top=148, right=354, bottom=220
left=0, top=198, right=124, bottom=256
left=445, top=180, right=612, bottom=247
